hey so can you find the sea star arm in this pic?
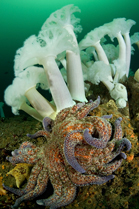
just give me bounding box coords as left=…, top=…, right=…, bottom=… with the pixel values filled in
left=10, top=141, right=37, bottom=158
left=37, top=144, right=64, bottom=206
left=37, top=184, right=76, bottom=209
left=37, top=144, right=77, bottom=208
left=113, top=117, right=123, bottom=140
left=9, top=165, right=49, bottom=209
left=83, top=117, right=112, bottom=148
left=90, top=137, right=130, bottom=165
left=101, top=114, right=113, bottom=119
left=68, top=167, right=114, bottom=186
left=18, top=141, right=37, bottom=149
left=97, top=153, right=126, bottom=176
left=115, top=137, right=131, bottom=151
left=51, top=155, right=77, bottom=209
left=37, top=170, right=76, bottom=209
left=64, top=130, right=86, bottom=173
left=37, top=170, right=63, bottom=206
left=3, top=161, right=43, bottom=196
left=50, top=185, right=76, bottom=209
left=42, top=117, right=54, bottom=132
left=74, top=137, right=130, bottom=176
left=76, top=96, right=100, bottom=119
left=6, top=141, right=42, bottom=164
left=70, top=102, right=85, bottom=114
left=27, top=130, right=50, bottom=139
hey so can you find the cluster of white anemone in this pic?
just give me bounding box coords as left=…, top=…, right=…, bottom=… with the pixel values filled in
left=4, top=4, right=138, bottom=121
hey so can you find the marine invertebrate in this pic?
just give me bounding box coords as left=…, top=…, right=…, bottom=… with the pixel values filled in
left=3, top=97, right=131, bottom=209
left=4, top=66, right=55, bottom=120
left=4, top=4, right=138, bottom=121
left=105, top=18, right=135, bottom=78
left=4, top=4, right=87, bottom=121
left=79, top=18, right=135, bottom=108
left=13, top=28, right=76, bottom=113
left=41, top=4, right=86, bottom=102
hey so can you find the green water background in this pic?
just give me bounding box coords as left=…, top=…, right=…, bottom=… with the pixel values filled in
left=0, top=0, right=139, bottom=116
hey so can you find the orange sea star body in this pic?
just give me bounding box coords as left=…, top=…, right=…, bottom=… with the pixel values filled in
left=3, top=97, right=131, bottom=209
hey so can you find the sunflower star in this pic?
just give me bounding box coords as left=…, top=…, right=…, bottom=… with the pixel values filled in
left=3, top=96, right=131, bottom=209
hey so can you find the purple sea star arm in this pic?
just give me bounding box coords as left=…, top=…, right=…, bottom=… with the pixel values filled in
left=97, top=139, right=129, bottom=168
left=27, top=130, right=50, bottom=139
left=6, top=152, right=38, bottom=164
left=37, top=171, right=63, bottom=206
left=43, top=117, right=54, bottom=132
left=19, top=141, right=37, bottom=149
left=101, top=114, right=113, bottom=119
left=76, top=96, right=100, bottom=119
left=64, top=130, right=86, bottom=173
left=37, top=143, right=77, bottom=208
left=99, top=153, right=126, bottom=175
left=70, top=102, right=85, bottom=114
left=11, top=141, right=37, bottom=157
left=9, top=165, right=49, bottom=209
left=68, top=169, right=114, bottom=186
left=37, top=170, right=77, bottom=209
left=6, top=142, right=42, bottom=164
left=113, top=117, right=123, bottom=140
left=83, top=117, right=112, bottom=148
left=37, top=144, right=64, bottom=207
left=116, top=137, right=131, bottom=151
left=51, top=157, right=77, bottom=208
left=3, top=162, right=43, bottom=196
left=50, top=185, right=76, bottom=209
